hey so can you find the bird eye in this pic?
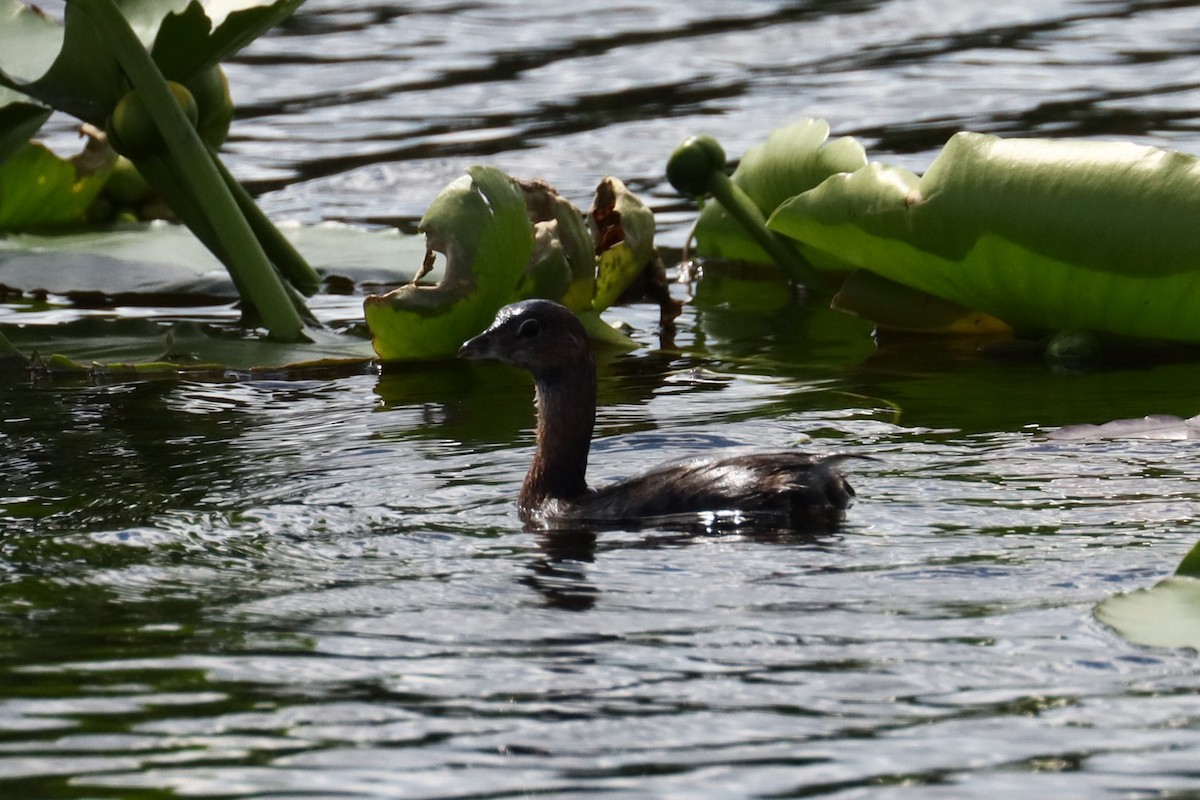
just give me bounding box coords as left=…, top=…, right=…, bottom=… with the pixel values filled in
left=517, top=318, right=541, bottom=339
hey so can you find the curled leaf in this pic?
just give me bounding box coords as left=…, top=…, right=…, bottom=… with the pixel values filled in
left=589, top=175, right=656, bottom=311
left=363, top=166, right=535, bottom=362
left=517, top=178, right=594, bottom=309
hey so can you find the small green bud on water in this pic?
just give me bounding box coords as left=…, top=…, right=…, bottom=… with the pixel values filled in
left=666, top=134, right=727, bottom=198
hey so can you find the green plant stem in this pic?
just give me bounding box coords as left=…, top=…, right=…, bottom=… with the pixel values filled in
left=706, top=171, right=826, bottom=292
left=80, top=0, right=307, bottom=341
left=212, top=154, right=322, bottom=295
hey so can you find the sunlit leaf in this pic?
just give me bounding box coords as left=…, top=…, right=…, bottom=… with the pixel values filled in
left=770, top=132, right=1200, bottom=342
left=1095, top=575, right=1200, bottom=650
left=0, top=0, right=304, bottom=125
left=695, top=119, right=866, bottom=265
left=363, top=166, right=535, bottom=362
left=0, top=140, right=111, bottom=230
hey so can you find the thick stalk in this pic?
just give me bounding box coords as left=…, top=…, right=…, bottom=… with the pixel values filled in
left=213, top=154, right=322, bottom=295
left=706, top=171, right=826, bottom=292
left=81, top=0, right=307, bottom=341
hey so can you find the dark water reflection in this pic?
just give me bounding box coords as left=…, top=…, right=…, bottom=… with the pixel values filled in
left=8, top=0, right=1200, bottom=797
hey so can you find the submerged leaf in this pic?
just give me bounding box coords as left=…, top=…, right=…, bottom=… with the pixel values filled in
left=770, top=132, right=1200, bottom=342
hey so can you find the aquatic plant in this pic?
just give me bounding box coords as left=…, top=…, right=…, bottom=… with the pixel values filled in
left=364, top=170, right=658, bottom=362
left=0, top=0, right=316, bottom=341
left=1095, top=539, right=1200, bottom=650
left=676, top=120, right=1200, bottom=344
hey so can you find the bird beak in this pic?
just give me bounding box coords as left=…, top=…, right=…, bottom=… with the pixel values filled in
left=457, top=331, right=491, bottom=360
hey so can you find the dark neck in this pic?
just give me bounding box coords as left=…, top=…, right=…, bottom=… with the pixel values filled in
left=519, top=362, right=596, bottom=514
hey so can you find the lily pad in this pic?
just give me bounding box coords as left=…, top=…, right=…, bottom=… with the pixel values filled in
left=769, top=132, right=1200, bottom=343
left=1095, top=575, right=1200, bottom=650
left=1048, top=414, right=1200, bottom=441
left=9, top=316, right=377, bottom=375
left=0, top=221, right=427, bottom=301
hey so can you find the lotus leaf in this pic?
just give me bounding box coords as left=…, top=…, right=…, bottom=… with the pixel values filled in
left=590, top=175, right=656, bottom=312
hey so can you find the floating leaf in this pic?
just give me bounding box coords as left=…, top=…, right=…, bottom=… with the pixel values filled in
left=1047, top=414, right=1200, bottom=441
left=770, top=132, right=1200, bottom=342
left=1095, top=575, right=1200, bottom=650
left=0, top=221, right=426, bottom=301
left=363, top=166, right=535, bottom=362
left=10, top=316, right=376, bottom=376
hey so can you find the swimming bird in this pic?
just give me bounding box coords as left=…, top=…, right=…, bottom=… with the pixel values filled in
left=458, top=299, right=860, bottom=527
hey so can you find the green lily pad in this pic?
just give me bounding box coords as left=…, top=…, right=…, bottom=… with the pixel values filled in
left=1090, top=537, right=1200, bottom=650
left=695, top=119, right=867, bottom=265
left=769, top=132, right=1200, bottom=342
left=0, top=221, right=432, bottom=375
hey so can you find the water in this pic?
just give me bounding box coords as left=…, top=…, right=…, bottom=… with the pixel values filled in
left=7, top=0, right=1200, bottom=797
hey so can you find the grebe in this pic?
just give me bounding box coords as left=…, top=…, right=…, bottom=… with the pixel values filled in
left=458, top=300, right=860, bottom=527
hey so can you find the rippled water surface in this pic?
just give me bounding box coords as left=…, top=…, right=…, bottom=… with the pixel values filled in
left=8, top=0, right=1200, bottom=797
